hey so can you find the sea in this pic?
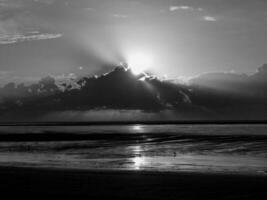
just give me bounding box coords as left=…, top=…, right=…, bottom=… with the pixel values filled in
left=0, top=124, right=267, bottom=175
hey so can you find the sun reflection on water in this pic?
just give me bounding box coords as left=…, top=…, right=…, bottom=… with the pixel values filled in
left=130, top=145, right=146, bottom=170
left=132, top=145, right=142, bottom=153
left=132, top=156, right=145, bottom=170
left=132, top=125, right=144, bottom=133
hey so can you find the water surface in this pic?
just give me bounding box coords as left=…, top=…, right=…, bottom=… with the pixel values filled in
left=0, top=124, right=267, bottom=174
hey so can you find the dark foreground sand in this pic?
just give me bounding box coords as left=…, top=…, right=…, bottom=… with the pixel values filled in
left=1, top=167, right=267, bottom=200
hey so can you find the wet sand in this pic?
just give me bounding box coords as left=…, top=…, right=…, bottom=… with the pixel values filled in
left=1, top=166, right=267, bottom=200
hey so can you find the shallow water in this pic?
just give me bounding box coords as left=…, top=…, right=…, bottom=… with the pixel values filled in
left=0, top=124, right=267, bottom=174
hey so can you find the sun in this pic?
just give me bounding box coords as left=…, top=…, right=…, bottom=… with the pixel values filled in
left=126, top=52, right=153, bottom=75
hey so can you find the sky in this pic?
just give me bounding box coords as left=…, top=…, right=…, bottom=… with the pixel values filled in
left=0, top=0, right=267, bottom=81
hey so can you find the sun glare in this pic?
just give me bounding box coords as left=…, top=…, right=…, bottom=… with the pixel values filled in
left=133, top=156, right=145, bottom=170
left=127, top=53, right=153, bottom=75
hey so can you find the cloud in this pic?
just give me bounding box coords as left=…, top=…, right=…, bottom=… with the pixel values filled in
left=32, top=0, right=55, bottom=5
left=203, top=16, right=217, bottom=22
left=188, top=64, right=267, bottom=119
left=197, top=8, right=204, bottom=12
left=0, top=1, right=62, bottom=45
left=40, top=109, right=171, bottom=122
left=0, top=67, right=193, bottom=116
left=2, top=64, right=267, bottom=121
left=0, top=70, right=40, bottom=87
left=169, top=5, right=203, bottom=12
left=0, top=32, right=62, bottom=44
left=84, top=7, right=95, bottom=12
left=0, top=0, right=22, bottom=9
left=169, top=6, right=194, bottom=12
left=111, top=14, right=128, bottom=19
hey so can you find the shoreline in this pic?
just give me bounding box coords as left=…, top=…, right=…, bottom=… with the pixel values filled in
left=1, top=166, right=267, bottom=199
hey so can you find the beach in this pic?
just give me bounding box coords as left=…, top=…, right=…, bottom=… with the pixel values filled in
left=1, top=166, right=267, bottom=200
left=0, top=124, right=267, bottom=199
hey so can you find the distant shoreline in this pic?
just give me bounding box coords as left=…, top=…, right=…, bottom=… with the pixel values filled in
left=1, top=120, right=267, bottom=126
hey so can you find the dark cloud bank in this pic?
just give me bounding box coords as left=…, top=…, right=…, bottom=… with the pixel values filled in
left=0, top=64, right=267, bottom=121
